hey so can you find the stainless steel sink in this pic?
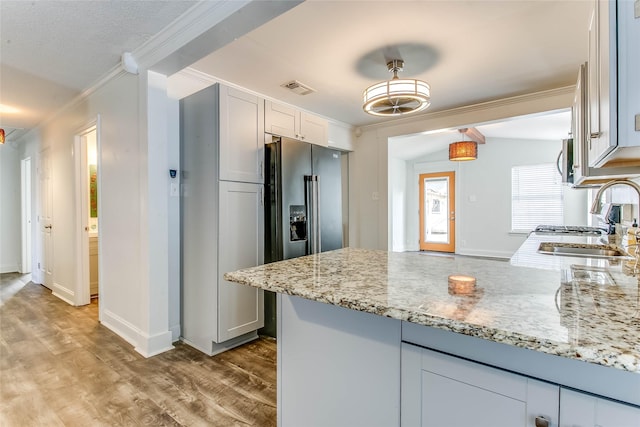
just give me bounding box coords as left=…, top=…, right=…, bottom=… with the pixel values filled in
left=537, top=242, right=632, bottom=259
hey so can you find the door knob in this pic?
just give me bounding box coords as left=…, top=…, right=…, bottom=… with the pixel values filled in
left=84, top=226, right=89, bottom=231
left=44, top=225, right=52, bottom=229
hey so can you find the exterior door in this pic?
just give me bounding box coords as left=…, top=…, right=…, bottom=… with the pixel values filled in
left=419, top=172, right=455, bottom=253
left=38, top=148, right=53, bottom=289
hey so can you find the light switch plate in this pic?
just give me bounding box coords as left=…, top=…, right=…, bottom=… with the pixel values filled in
left=636, top=114, right=640, bottom=131
left=170, top=182, right=179, bottom=197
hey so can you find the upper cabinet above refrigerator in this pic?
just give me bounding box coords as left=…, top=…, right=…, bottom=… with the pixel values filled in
left=264, top=100, right=329, bottom=147
left=585, top=0, right=640, bottom=168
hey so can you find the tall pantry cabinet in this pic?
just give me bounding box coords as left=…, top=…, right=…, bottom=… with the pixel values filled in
left=180, top=83, right=265, bottom=356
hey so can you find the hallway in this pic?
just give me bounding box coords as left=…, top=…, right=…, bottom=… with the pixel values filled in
left=0, top=273, right=276, bottom=426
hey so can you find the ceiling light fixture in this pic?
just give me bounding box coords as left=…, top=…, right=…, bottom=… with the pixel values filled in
left=449, top=128, right=478, bottom=161
left=363, top=59, right=430, bottom=117
left=0, top=129, right=5, bottom=144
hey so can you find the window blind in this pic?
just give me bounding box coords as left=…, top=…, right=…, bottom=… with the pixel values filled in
left=511, top=163, right=563, bottom=231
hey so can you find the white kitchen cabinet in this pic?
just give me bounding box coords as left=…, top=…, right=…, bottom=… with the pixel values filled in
left=265, top=100, right=328, bottom=146
left=571, top=62, right=638, bottom=185
left=180, top=83, right=264, bottom=355
left=219, top=85, right=264, bottom=183
left=217, top=181, right=264, bottom=342
left=560, top=387, right=640, bottom=427
left=401, top=342, right=559, bottom=427
left=587, top=0, right=640, bottom=168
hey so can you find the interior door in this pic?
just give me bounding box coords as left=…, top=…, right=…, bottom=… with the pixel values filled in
left=419, top=172, right=455, bottom=253
left=38, top=148, right=53, bottom=289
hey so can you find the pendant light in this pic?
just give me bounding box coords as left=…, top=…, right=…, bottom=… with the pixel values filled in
left=449, top=128, right=478, bottom=161
left=363, top=60, right=431, bottom=117
left=0, top=129, right=5, bottom=144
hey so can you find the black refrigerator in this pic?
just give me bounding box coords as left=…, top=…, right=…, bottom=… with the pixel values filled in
left=262, top=136, right=343, bottom=336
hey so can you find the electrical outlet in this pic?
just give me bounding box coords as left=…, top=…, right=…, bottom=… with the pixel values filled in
left=372, top=191, right=379, bottom=201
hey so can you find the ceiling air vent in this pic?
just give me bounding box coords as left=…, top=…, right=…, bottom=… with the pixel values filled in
left=281, top=80, right=316, bottom=96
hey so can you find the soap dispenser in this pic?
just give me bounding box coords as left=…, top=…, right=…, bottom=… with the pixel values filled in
left=629, top=218, right=638, bottom=247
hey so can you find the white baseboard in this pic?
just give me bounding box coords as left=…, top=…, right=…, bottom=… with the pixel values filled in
left=135, top=331, right=174, bottom=358
left=101, top=308, right=174, bottom=358
left=52, top=282, right=75, bottom=305
left=0, top=264, right=20, bottom=274
left=169, top=324, right=181, bottom=343
left=101, top=309, right=140, bottom=348
left=455, top=248, right=512, bottom=259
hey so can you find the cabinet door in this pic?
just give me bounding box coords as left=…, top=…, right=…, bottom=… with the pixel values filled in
left=300, top=111, right=328, bottom=146
left=401, top=343, right=559, bottom=427
left=587, top=0, right=616, bottom=166
left=560, top=388, right=640, bottom=427
left=264, top=100, right=298, bottom=140
left=219, top=85, right=264, bottom=183
left=217, top=181, right=264, bottom=342
left=617, top=0, right=640, bottom=149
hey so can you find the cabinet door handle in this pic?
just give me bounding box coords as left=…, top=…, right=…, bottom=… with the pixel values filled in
left=534, top=416, right=550, bottom=427
left=590, top=132, right=601, bottom=139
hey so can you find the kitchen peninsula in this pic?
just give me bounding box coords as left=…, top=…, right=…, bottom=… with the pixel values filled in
left=225, top=245, right=640, bottom=426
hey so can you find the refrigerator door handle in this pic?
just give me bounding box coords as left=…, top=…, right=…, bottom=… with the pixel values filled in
left=305, top=175, right=321, bottom=254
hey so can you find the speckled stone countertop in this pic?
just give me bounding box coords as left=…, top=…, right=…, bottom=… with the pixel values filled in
left=225, top=241, right=640, bottom=373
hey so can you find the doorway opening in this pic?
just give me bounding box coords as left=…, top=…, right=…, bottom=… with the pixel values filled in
left=419, top=171, right=455, bottom=253
left=75, top=120, right=101, bottom=308
left=21, top=157, right=32, bottom=274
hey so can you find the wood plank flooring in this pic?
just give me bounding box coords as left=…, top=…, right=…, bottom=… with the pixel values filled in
left=0, top=273, right=276, bottom=426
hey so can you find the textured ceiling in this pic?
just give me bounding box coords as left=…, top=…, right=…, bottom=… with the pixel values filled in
left=1, top=0, right=593, bottom=145
left=0, top=0, right=197, bottom=139
left=190, top=0, right=591, bottom=127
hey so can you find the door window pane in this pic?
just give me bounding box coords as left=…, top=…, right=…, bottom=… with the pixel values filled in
left=423, top=177, right=449, bottom=243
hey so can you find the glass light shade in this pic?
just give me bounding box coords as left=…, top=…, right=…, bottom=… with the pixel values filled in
left=448, top=275, right=477, bottom=295
left=363, top=78, right=430, bottom=116
left=0, top=129, right=4, bottom=144
left=449, top=141, right=477, bottom=161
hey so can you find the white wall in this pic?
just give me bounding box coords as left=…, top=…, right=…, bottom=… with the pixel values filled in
left=17, top=71, right=175, bottom=356
left=389, top=157, right=407, bottom=252
left=0, top=143, right=21, bottom=273
left=349, top=87, right=576, bottom=251
left=397, top=137, right=588, bottom=258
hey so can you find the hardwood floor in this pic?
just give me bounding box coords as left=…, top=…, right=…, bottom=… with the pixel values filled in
left=0, top=273, right=276, bottom=426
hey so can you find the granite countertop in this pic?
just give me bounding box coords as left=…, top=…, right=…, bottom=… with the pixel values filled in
left=224, top=242, right=640, bottom=373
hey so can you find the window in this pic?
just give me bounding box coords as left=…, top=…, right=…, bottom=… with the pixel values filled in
left=511, top=163, right=563, bottom=231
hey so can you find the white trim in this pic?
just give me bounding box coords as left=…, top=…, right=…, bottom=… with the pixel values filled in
left=15, top=69, right=126, bottom=147
left=74, top=119, right=99, bottom=307
left=52, top=282, right=75, bottom=305
left=455, top=248, right=513, bottom=260
left=133, top=1, right=252, bottom=70
left=136, top=331, right=175, bottom=358
left=0, top=264, right=20, bottom=274
left=101, top=309, right=143, bottom=348
left=101, top=308, right=175, bottom=358
left=170, top=324, right=181, bottom=343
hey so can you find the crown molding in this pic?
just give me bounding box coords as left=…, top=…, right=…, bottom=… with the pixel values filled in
left=132, top=1, right=251, bottom=71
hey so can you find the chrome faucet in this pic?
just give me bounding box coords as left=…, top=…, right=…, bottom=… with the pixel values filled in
left=589, top=179, right=640, bottom=216
left=590, top=180, right=640, bottom=268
